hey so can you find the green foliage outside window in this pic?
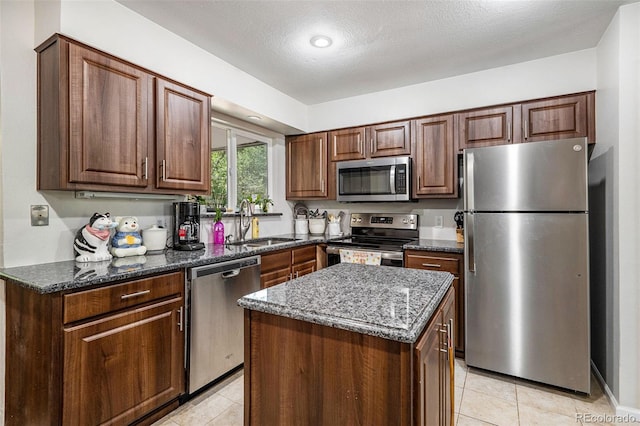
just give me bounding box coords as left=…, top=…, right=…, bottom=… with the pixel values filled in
left=210, top=142, right=268, bottom=210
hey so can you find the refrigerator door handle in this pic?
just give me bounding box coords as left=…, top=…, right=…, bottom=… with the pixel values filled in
left=468, top=213, right=476, bottom=272
left=465, top=152, right=475, bottom=211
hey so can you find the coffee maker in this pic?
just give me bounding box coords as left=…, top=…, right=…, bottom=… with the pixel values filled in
left=173, top=202, right=205, bottom=251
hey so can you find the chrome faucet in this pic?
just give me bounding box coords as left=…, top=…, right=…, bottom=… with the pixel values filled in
left=238, top=199, right=252, bottom=241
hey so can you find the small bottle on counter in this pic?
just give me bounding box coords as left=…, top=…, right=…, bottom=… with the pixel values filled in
left=251, top=217, right=259, bottom=239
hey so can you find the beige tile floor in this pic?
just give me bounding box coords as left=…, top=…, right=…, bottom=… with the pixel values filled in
left=154, top=360, right=630, bottom=425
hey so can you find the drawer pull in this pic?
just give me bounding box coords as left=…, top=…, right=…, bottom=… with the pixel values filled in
left=422, top=263, right=442, bottom=268
left=120, top=290, right=151, bottom=300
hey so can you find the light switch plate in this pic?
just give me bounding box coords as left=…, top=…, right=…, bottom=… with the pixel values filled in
left=30, top=205, right=49, bottom=226
left=435, top=215, right=443, bottom=228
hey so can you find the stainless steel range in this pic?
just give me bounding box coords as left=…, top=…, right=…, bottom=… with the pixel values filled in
left=326, top=213, right=419, bottom=267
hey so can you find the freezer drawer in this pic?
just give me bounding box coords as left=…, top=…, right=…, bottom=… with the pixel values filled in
left=464, top=212, right=590, bottom=393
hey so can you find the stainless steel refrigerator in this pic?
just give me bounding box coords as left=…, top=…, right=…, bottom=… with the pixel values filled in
left=463, top=137, right=590, bottom=394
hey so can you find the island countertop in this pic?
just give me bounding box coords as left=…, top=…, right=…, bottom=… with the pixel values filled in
left=238, top=263, right=453, bottom=343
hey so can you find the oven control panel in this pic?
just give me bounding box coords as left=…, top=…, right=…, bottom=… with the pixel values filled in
left=350, top=213, right=418, bottom=230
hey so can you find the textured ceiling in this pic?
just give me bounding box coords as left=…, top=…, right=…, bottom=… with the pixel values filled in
left=118, top=0, right=632, bottom=105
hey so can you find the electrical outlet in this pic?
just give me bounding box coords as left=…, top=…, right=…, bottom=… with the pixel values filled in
left=435, top=215, right=443, bottom=228
left=30, top=205, right=49, bottom=226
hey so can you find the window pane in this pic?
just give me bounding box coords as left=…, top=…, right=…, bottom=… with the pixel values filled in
left=210, top=149, right=227, bottom=209
left=237, top=140, right=268, bottom=205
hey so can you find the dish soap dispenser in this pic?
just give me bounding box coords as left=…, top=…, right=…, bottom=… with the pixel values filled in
left=213, top=208, right=225, bottom=245
left=251, top=216, right=259, bottom=239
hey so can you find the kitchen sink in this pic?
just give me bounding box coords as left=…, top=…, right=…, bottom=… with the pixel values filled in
left=228, top=237, right=299, bottom=248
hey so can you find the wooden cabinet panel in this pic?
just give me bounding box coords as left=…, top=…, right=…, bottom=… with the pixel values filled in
left=261, top=268, right=291, bottom=289
left=457, top=106, right=517, bottom=150
left=260, top=249, right=292, bottom=274
left=414, top=288, right=454, bottom=426
left=260, top=246, right=318, bottom=288
left=415, top=313, right=443, bottom=426
left=329, top=127, right=366, bottom=161
left=5, top=270, right=185, bottom=425
left=413, top=114, right=457, bottom=198
left=64, top=271, right=183, bottom=324
left=369, top=120, right=411, bottom=157
left=63, top=297, right=184, bottom=426
left=68, top=43, right=150, bottom=187
left=155, top=79, right=211, bottom=192
left=292, top=259, right=316, bottom=278
left=292, top=245, right=316, bottom=265
left=406, top=250, right=465, bottom=356
left=286, top=132, right=329, bottom=199
left=522, top=93, right=593, bottom=143
left=36, top=34, right=210, bottom=195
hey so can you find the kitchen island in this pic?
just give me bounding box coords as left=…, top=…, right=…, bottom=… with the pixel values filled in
left=238, top=263, right=455, bottom=426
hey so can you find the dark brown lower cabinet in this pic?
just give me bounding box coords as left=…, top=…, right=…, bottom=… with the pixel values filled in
left=244, top=287, right=454, bottom=425
left=405, top=249, right=465, bottom=357
left=260, top=245, right=317, bottom=288
left=415, top=288, right=455, bottom=426
left=5, top=271, right=185, bottom=426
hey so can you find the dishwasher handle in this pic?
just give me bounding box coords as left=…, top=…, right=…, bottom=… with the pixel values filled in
left=221, top=269, right=241, bottom=279
left=188, top=255, right=261, bottom=280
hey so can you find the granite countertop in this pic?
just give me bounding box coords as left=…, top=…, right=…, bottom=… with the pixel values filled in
left=404, top=238, right=464, bottom=254
left=238, top=263, right=453, bottom=343
left=0, top=234, right=341, bottom=294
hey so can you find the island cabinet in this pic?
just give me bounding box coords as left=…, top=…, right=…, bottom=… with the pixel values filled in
left=406, top=249, right=465, bottom=356
left=5, top=271, right=186, bottom=426
left=259, top=245, right=317, bottom=288
left=286, top=132, right=332, bottom=199
left=415, top=288, right=455, bottom=426
left=412, top=114, right=457, bottom=198
left=241, top=263, right=455, bottom=426
left=35, top=34, right=211, bottom=195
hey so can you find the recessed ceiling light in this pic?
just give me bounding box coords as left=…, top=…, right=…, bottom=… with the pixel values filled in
left=310, top=35, right=332, bottom=48
left=247, top=115, right=262, bottom=120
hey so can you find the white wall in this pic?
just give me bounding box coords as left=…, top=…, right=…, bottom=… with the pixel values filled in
left=307, top=49, right=597, bottom=132
left=592, top=2, right=640, bottom=415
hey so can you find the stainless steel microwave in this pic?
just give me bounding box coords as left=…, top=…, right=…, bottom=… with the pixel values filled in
left=336, top=156, right=411, bottom=202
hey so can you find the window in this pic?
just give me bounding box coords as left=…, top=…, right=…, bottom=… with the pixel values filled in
left=210, top=124, right=272, bottom=210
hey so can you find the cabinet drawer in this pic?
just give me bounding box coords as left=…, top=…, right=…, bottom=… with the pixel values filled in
left=64, top=271, right=184, bottom=324
left=260, top=249, right=292, bottom=274
left=292, top=245, right=316, bottom=264
left=292, top=259, right=316, bottom=278
left=261, top=267, right=291, bottom=289
left=405, top=253, right=459, bottom=275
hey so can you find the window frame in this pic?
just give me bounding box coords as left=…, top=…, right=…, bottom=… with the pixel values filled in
left=211, top=123, right=273, bottom=210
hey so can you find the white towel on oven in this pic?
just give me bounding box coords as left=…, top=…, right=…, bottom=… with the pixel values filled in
left=339, top=249, right=382, bottom=265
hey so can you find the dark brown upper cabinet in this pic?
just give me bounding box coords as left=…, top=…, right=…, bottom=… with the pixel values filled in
left=457, top=106, right=519, bottom=150
left=36, top=34, right=211, bottom=195
left=329, top=120, right=411, bottom=162
left=412, top=115, right=457, bottom=198
left=286, top=132, right=330, bottom=199
left=521, top=93, right=595, bottom=144
left=329, top=127, right=366, bottom=161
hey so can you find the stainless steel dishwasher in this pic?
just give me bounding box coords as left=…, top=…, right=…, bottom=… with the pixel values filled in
left=187, top=255, right=261, bottom=394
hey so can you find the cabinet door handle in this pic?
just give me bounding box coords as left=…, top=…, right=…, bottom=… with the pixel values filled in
left=120, top=289, right=151, bottom=300
left=370, top=138, right=373, bottom=155
left=161, top=160, right=167, bottom=181
left=295, top=271, right=299, bottom=278
left=524, top=120, right=528, bottom=140
left=507, top=122, right=511, bottom=142
left=177, top=306, right=184, bottom=332
left=422, top=263, right=442, bottom=268
left=142, top=157, right=148, bottom=179
left=417, top=175, right=421, bottom=188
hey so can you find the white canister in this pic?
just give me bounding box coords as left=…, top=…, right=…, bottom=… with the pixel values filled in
left=142, top=225, right=168, bottom=251
left=295, top=218, right=309, bottom=235
left=328, top=222, right=341, bottom=236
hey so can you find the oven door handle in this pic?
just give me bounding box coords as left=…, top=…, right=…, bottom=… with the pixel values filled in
left=326, top=246, right=404, bottom=261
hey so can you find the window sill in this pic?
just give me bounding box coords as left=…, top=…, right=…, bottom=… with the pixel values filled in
left=200, top=211, right=283, bottom=219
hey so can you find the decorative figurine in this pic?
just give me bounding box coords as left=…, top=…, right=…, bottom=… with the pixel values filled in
left=74, top=212, right=117, bottom=262
left=110, top=216, right=147, bottom=258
